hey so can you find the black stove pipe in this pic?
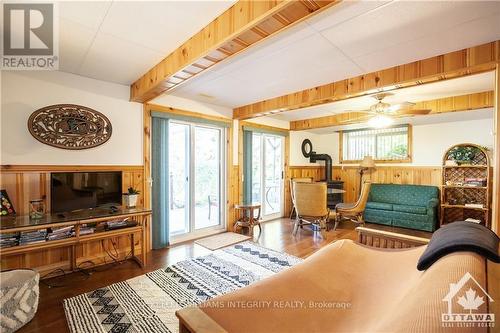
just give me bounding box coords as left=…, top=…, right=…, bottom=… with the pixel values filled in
left=309, top=153, right=332, bottom=183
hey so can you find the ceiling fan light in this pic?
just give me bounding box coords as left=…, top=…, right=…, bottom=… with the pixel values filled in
left=368, top=114, right=394, bottom=128
left=370, top=101, right=390, bottom=113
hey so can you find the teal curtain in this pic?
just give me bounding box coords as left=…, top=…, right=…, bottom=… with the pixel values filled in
left=151, top=117, right=169, bottom=249
left=243, top=130, right=253, bottom=204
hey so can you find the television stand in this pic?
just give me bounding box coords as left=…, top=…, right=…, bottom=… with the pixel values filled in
left=0, top=207, right=151, bottom=277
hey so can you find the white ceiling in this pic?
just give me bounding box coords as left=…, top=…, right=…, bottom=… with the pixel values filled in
left=270, top=71, right=495, bottom=122
left=165, top=0, right=500, bottom=108
left=58, top=0, right=236, bottom=85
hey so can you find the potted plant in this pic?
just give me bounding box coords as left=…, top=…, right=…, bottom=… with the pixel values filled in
left=123, top=187, right=140, bottom=208
left=447, top=146, right=484, bottom=165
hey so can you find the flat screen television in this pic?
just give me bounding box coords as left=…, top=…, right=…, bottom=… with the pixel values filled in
left=51, top=171, right=122, bottom=213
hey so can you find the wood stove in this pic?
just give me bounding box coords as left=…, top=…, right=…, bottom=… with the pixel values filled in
left=301, top=139, right=344, bottom=209
left=327, top=181, right=344, bottom=209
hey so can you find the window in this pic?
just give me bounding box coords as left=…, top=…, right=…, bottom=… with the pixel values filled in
left=341, top=125, right=411, bottom=163
left=168, top=120, right=226, bottom=238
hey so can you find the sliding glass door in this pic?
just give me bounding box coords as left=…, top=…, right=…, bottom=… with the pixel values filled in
left=168, top=123, right=190, bottom=235
left=168, top=121, right=225, bottom=239
left=194, top=126, right=221, bottom=230
left=251, top=133, right=284, bottom=220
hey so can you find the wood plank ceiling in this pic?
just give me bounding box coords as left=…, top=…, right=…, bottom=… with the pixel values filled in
left=130, top=0, right=340, bottom=103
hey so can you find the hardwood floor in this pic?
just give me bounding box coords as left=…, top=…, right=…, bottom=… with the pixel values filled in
left=18, top=218, right=357, bottom=333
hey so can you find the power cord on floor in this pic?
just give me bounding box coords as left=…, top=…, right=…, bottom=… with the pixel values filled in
left=40, top=268, right=68, bottom=288
left=40, top=236, right=137, bottom=288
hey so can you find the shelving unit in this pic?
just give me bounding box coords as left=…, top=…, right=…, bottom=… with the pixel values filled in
left=0, top=208, right=151, bottom=275
left=440, top=144, right=491, bottom=228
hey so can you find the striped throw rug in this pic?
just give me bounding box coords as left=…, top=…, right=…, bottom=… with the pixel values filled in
left=64, top=242, right=302, bottom=333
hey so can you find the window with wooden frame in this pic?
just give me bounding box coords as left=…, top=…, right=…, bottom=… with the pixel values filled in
left=340, top=125, right=412, bottom=163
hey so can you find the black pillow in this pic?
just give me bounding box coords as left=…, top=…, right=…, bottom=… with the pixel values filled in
left=417, top=221, right=500, bottom=271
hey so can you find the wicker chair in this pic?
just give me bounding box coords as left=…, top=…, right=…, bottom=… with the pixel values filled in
left=289, top=177, right=314, bottom=218
left=292, top=182, right=329, bottom=238
left=332, top=181, right=371, bottom=231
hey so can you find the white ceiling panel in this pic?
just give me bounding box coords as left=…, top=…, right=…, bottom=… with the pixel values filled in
left=59, top=1, right=112, bottom=30
left=226, top=34, right=359, bottom=85
left=319, top=1, right=500, bottom=61
left=79, top=32, right=164, bottom=84
left=306, top=0, right=392, bottom=32
left=353, top=12, right=500, bottom=72
left=59, top=18, right=96, bottom=73
left=99, top=1, right=235, bottom=54
left=173, top=74, right=285, bottom=107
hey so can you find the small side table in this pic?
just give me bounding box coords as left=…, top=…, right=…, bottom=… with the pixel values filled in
left=234, top=203, right=262, bottom=235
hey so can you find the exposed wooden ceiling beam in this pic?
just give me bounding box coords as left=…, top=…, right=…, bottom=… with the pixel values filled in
left=234, top=41, right=500, bottom=120
left=130, top=0, right=340, bottom=103
left=289, top=91, right=495, bottom=130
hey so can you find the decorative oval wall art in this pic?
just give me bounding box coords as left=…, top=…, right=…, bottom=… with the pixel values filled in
left=28, top=104, right=112, bottom=150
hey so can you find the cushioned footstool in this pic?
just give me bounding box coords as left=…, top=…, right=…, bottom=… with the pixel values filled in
left=0, top=269, right=39, bottom=333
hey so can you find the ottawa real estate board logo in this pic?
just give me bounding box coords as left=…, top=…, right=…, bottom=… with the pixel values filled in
left=2, top=2, right=59, bottom=70
left=442, top=272, right=495, bottom=328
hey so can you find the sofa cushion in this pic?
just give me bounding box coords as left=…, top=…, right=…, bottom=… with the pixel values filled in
left=368, top=184, right=439, bottom=207
left=366, top=201, right=393, bottom=211
left=364, top=209, right=393, bottom=226
left=393, top=204, right=427, bottom=215
left=392, top=218, right=433, bottom=232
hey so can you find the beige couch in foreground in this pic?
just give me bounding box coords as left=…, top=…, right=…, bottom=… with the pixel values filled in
left=177, top=239, right=499, bottom=333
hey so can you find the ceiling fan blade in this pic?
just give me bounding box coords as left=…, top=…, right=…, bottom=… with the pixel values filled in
left=389, top=101, right=415, bottom=111
left=343, top=109, right=376, bottom=114
left=394, top=109, right=432, bottom=116
left=387, top=102, right=415, bottom=114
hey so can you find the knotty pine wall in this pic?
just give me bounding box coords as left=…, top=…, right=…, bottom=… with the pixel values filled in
left=0, top=165, right=145, bottom=276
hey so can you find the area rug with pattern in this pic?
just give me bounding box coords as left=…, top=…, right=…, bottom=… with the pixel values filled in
left=63, top=242, right=302, bottom=333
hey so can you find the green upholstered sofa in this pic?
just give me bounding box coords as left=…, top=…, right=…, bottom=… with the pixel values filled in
left=364, top=184, right=439, bottom=232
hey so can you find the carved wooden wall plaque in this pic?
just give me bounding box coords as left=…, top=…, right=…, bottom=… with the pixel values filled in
left=28, top=104, right=112, bottom=150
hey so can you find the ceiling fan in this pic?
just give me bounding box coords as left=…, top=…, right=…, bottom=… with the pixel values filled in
left=341, top=93, right=432, bottom=128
